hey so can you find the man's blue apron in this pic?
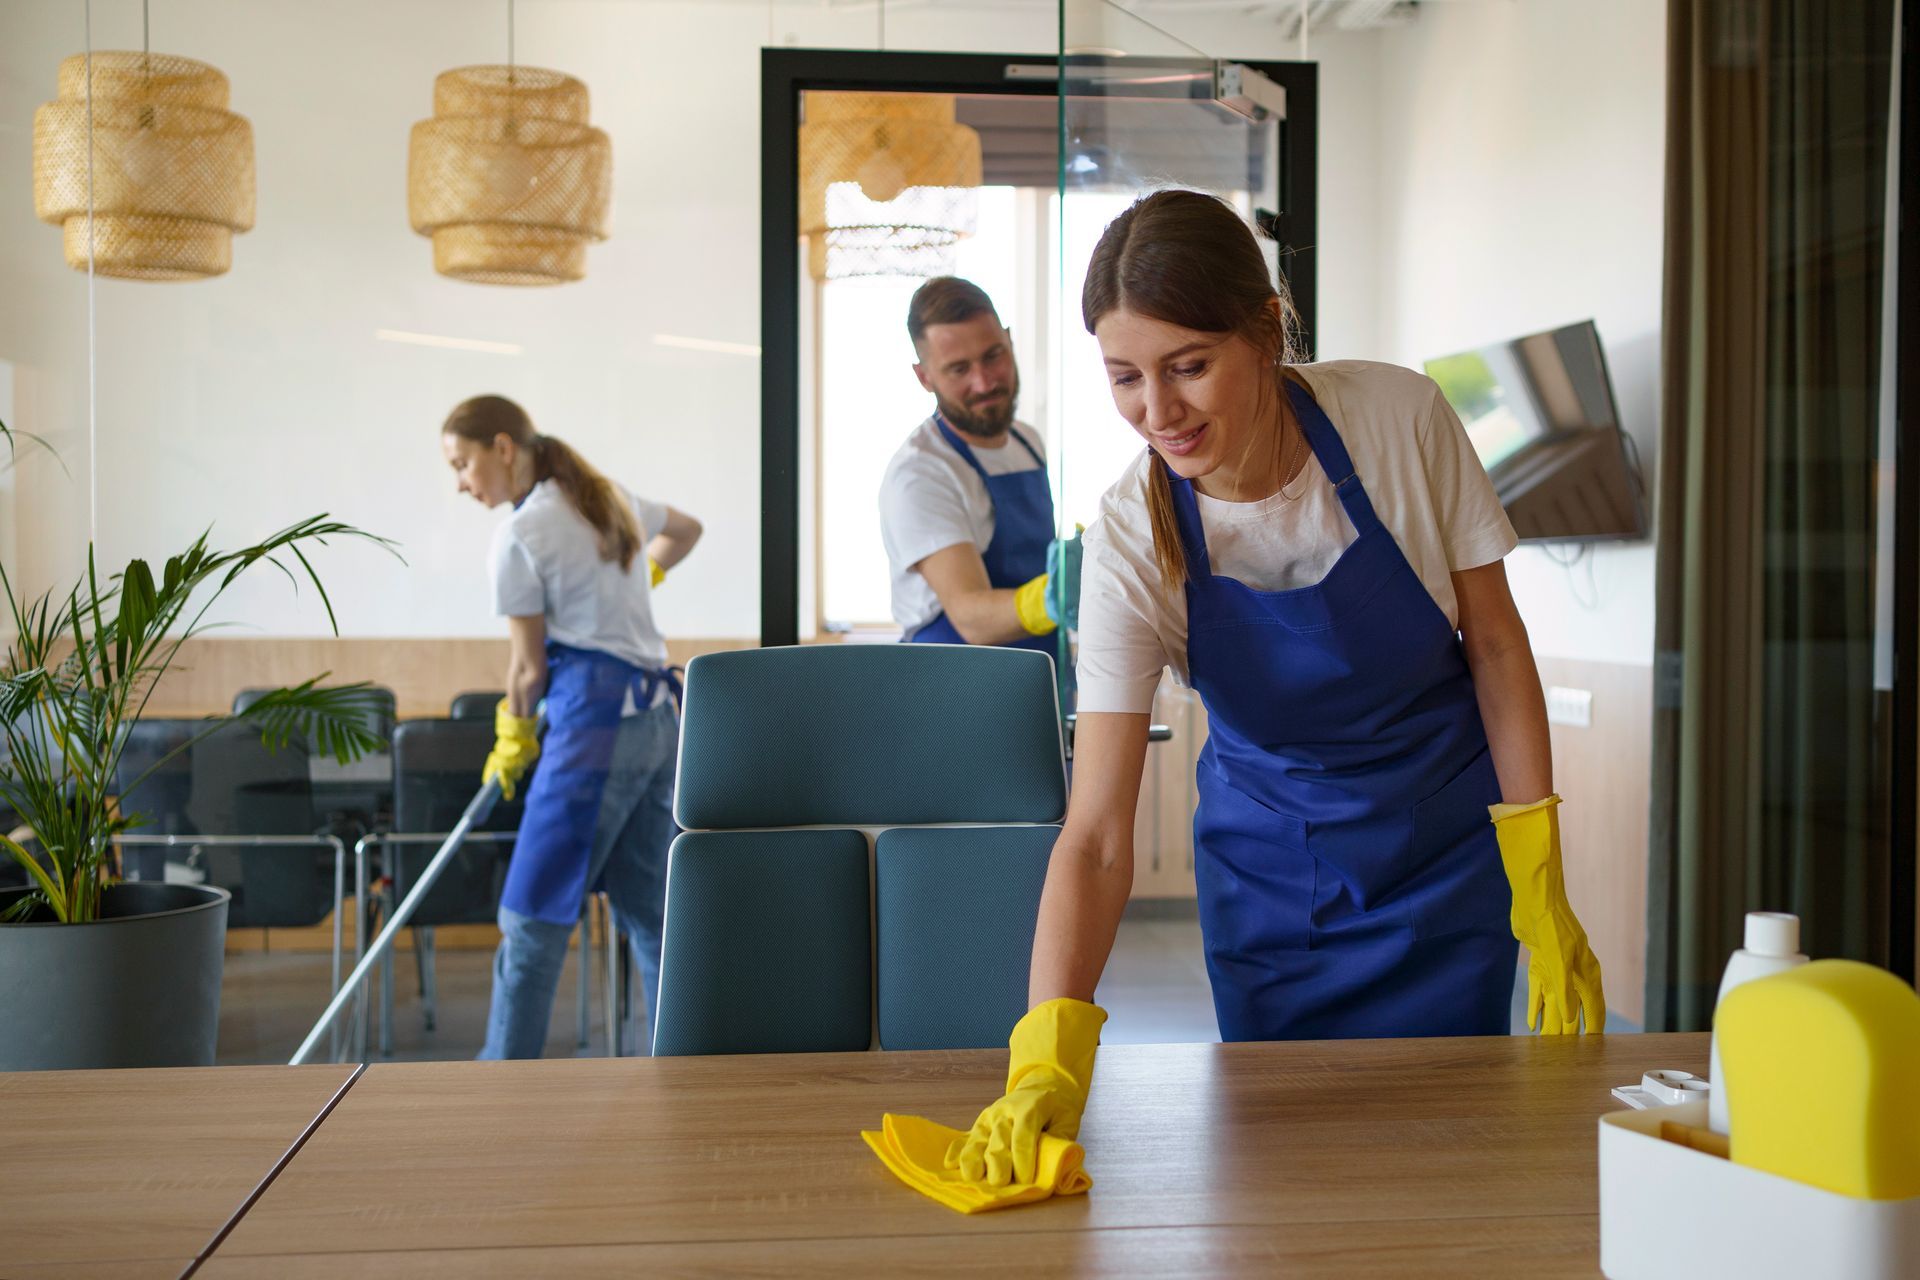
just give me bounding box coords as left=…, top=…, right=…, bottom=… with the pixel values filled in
left=500, top=642, right=682, bottom=925
left=1178, top=380, right=1517, bottom=1041
left=906, top=414, right=1057, bottom=655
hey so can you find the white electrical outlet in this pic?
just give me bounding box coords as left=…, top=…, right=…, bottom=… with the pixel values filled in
left=1546, top=686, right=1593, bottom=728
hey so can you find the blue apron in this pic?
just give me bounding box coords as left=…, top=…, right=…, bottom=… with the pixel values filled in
left=501, top=643, right=682, bottom=925
left=1179, top=381, right=1517, bottom=1041
left=906, top=415, right=1057, bottom=655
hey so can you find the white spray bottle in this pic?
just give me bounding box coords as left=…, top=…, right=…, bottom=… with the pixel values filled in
left=1706, top=911, right=1807, bottom=1135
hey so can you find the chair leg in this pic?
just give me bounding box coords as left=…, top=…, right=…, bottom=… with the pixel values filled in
left=420, top=927, right=438, bottom=1032
left=603, top=898, right=621, bottom=1059
left=330, top=845, right=345, bottom=1064
left=379, top=940, right=395, bottom=1059
left=575, top=900, right=591, bottom=1049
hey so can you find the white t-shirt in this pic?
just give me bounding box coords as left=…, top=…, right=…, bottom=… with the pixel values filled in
left=878, top=415, right=1049, bottom=635
left=489, top=478, right=671, bottom=673
left=1076, top=360, right=1518, bottom=715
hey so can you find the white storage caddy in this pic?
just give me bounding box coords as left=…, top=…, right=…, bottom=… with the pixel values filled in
left=1599, top=1099, right=1920, bottom=1279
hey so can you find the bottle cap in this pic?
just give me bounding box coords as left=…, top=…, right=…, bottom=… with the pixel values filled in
left=1744, top=911, right=1800, bottom=956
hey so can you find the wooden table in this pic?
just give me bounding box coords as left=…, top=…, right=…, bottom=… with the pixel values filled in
left=0, top=1063, right=358, bottom=1279
left=181, top=1033, right=1706, bottom=1277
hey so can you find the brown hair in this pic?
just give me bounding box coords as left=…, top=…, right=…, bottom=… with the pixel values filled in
left=906, top=276, right=1001, bottom=347
left=1081, top=190, right=1305, bottom=589
left=441, top=395, right=642, bottom=570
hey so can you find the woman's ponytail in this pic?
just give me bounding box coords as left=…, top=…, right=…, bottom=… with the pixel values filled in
left=533, top=435, right=642, bottom=571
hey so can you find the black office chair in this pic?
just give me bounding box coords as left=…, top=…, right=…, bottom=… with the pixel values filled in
left=112, top=719, right=199, bottom=882
left=449, top=691, right=504, bottom=722
left=237, top=685, right=399, bottom=838
left=0, top=805, right=25, bottom=890
left=377, top=718, right=523, bottom=1053
left=185, top=720, right=333, bottom=929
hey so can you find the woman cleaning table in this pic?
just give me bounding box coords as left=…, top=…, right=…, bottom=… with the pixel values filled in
left=946, top=191, right=1606, bottom=1187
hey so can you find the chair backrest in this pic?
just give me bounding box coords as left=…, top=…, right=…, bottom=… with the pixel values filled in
left=653, top=645, right=1065, bottom=1057
left=387, top=719, right=520, bottom=926
left=449, top=691, right=503, bottom=722
left=187, top=719, right=329, bottom=928
left=110, top=718, right=200, bottom=883
left=114, top=719, right=200, bottom=836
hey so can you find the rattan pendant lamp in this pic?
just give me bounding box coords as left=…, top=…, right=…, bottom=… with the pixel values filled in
left=408, top=0, right=612, bottom=285
left=798, top=92, right=982, bottom=280
left=31, top=5, right=256, bottom=281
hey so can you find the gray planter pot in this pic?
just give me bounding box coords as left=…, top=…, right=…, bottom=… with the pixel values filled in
left=0, top=882, right=230, bottom=1071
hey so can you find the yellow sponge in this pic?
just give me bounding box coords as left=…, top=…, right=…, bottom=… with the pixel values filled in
left=1716, top=959, right=1920, bottom=1200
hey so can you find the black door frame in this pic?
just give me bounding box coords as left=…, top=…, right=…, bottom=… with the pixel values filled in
left=759, top=47, right=1319, bottom=648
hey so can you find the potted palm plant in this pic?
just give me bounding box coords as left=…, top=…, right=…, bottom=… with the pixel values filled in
left=0, top=419, right=393, bottom=1069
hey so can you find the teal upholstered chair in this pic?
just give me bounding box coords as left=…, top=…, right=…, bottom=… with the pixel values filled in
left=652, top=644, right=1066, bottom=1056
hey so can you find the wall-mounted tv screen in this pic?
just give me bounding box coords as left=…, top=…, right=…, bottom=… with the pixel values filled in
left=1425, top=320, right=1647, bottom=543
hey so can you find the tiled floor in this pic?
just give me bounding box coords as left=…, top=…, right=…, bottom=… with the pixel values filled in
left=215, top=906, right=1625, bottom=1066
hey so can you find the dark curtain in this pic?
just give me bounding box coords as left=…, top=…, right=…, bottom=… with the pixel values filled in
left=1648, top=0, right=1896, bottom=1030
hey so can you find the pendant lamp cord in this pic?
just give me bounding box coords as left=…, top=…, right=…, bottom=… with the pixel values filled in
left=507, top=0, right=516, bottom=83
left=84, top=0, right=98, bottom=548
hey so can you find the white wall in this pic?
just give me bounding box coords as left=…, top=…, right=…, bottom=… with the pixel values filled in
left=1, top=0, right=1663, bottom=662
left=0, top=360, right=16, bottom=586
left=1369, top=0, right=1667, bottom=666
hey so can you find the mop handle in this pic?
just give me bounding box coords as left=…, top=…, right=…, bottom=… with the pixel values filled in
left=288, top=777, right=502, bottom=1065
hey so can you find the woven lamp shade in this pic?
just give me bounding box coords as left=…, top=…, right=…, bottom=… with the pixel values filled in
left=409, top=66, right=612, bottom=286
left=799, top=92, right=982, bottom=280
left=32, top=52, right=255, bottom=281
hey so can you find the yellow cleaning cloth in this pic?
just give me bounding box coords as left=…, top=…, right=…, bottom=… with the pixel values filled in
left=861, top=1113, right=1092, bottom=1214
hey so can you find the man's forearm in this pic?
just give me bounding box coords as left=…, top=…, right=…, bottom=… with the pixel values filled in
left=945, top=585, right=1034, bottom=645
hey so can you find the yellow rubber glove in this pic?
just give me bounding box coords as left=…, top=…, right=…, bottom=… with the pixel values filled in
left=946, top=997, right=1107, bottom=1185
left=863, top=1113, right=1092, bottom=1214
left=482, top=699, right=540, bottom=801
left=1490, top=794, right=1607, bottom=1035
left=648, top=556, right=666, bottom=588
left=1013, top=573, right=1056, bottom=636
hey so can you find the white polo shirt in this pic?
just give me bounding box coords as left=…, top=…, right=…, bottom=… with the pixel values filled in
left=489, top=478, right=671, bottom=673
left=1076, top=360, right=1518, bottom=714
left=878, top=415, right=1048, bottom=635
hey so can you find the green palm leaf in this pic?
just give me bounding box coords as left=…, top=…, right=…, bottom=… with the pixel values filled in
left=1, top=487, right=399, bottom=923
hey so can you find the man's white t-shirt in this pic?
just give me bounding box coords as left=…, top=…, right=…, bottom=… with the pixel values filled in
left=1076, top=360, right=1518, bottom=715
left=878, top=415, right=1048, bottom=635
left=489, top=478, right=671, bottom=675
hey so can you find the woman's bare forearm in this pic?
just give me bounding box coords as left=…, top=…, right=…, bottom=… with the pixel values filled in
left=1027, top=824, right=1136, bottom=1003
left=1026, top=711, right=1151, bottom=1005
left=1470, top=643, right=1553, bottom=803
left=505, top=615, right=549, bottom=717
left=1454, top=563, right=1553, bottom=803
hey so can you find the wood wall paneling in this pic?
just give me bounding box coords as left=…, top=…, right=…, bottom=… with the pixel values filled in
left=141, top=636, right=757, bottom=718
left=1535, top=656, right=1652, bottom=1028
